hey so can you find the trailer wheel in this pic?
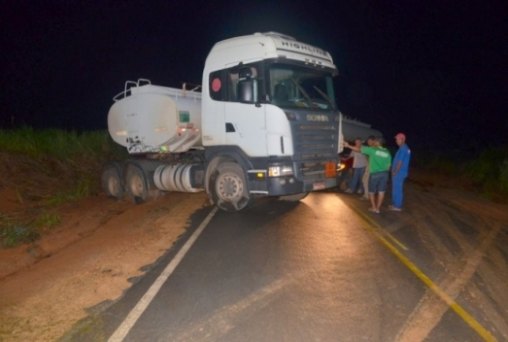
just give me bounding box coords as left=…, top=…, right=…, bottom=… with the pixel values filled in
left=212, top=162, right=251, bottom=211
left=125, top=163, right=149, bottom=204
left=101, top=162, right=124, bottom=199
left=279, top=192, right=309, bottom=202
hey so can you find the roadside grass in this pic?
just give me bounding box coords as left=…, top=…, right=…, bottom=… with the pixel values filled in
left=0, top=127, right=119, bottom=159
left=0, top=213, right=40, bottom=248
left=0, top=210, right=61, bottom=247
left=0, top=127, right=127, bottom=248
left=466, top=148, right=508, bottom=193
left=413, top=147, right=508, bottom=202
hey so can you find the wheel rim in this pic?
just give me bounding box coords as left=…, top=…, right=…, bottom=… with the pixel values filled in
left=107, top=176, right=121, bottom=196
left=130, top=174, right=145, bottom=197
left=216, top=172, right=244, bottom=202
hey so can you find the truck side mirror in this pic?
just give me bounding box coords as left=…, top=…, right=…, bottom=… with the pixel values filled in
left=238, top=78, right=258, bottom=104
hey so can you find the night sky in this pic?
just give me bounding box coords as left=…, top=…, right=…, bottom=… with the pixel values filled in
left=1, top=1, right=506, bottom=151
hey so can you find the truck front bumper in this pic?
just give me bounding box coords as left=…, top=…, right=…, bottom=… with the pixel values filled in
left=248, top=174, right=337, bottom=196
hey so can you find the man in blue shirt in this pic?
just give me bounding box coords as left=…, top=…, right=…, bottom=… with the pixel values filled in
left=389, top=133, right=411, bottom=211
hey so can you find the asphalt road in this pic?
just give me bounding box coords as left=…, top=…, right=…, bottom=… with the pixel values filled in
left=67, top=186, right=507, bottom=342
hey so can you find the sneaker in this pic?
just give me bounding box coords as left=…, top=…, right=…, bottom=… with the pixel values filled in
left=344, top=189, right=353, bottom=194
left=368, top=207, right=380, bottom=214
left=388, top=205, right=402, bottom=211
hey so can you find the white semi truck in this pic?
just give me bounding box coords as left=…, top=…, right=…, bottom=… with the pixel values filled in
left=102, top=32, right=378, bottom=211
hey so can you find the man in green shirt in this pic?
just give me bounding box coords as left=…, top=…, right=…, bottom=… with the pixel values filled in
left=345, top=137, right=391, bottom=213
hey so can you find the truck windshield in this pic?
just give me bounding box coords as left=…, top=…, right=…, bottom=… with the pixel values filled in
left=269, top=63, right=336, bottom=110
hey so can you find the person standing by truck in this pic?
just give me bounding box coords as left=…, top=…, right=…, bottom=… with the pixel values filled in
left=345, top=137, right=391, bottom=213
left=360, top=136, right=375, bottom=200
left=345, top=138, right=368, bottom=195
left=389, top=133, right=411, bottom=211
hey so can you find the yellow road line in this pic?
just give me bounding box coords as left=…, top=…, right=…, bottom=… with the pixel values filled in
left=351, top=205, right=409, bottom=251
left=348, top=203, right=497, bottom=342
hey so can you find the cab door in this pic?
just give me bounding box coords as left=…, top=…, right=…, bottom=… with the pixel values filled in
left=224, top=66, right=267, bottom=157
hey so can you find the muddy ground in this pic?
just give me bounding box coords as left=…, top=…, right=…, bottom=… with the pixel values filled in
left=0, top=190, right=209, bottom=342
left=0, top=172, right=507, bottom=341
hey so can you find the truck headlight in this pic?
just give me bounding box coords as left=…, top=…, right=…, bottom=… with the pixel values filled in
left=268, top=165, right=294, bottom=177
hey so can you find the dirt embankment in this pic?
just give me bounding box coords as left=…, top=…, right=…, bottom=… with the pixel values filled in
left=0, top=151, right=214, bottom=341
left=0, top=183, right=209, bottom=341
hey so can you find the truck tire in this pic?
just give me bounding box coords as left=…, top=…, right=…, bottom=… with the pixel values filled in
left=212, top=162, right=252, bottom=211
left=101, top=162, right=124, bottom=199
left=125, top=163, right=149, bottom=204
left=279, top=192, right=309, bottom=202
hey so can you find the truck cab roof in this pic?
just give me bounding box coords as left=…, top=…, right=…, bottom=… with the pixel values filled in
left=204, top=32, right=336, bottom=72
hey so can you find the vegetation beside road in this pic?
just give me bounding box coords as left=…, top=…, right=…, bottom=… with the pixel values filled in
left=413, top=147, right=508, bottom=202
left=0, top=127, right=126, bottom=247
left=1, top=128, right=506, bottom=247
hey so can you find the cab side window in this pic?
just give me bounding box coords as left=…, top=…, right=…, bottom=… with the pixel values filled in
left=210, top=64, right=265, bottom=103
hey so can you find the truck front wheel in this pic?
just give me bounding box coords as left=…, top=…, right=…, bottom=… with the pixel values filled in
left=212, top=162, right=251, bottom=211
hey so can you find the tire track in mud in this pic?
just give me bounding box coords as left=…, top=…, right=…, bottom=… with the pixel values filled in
left=444, top=193, right=508, bottom=340
left=0, top=193, right=209, bottom=342
left=395, top=189, right=505, bottom=341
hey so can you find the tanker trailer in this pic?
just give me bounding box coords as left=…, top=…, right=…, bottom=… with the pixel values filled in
left=102, top=80, right=205, bottom=203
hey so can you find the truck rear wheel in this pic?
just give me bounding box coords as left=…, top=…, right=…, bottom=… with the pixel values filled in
left=125, top=163, right=149, bottom=204
left=101, top=162, right=124, bottom=199
left=212, top=162, right=251, bottom=211
left=279, top=192, right=309, bottom=202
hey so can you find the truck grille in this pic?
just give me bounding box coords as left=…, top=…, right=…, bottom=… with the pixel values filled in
left=292, top=120, right=338, bottom=181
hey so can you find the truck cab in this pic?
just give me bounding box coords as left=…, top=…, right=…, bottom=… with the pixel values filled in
left=201, top=32, right=339, bottom=209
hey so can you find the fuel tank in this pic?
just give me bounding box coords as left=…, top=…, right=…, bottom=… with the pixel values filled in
left=108, top=81, right=202, bottom=154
